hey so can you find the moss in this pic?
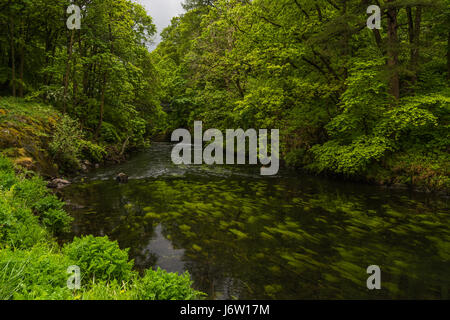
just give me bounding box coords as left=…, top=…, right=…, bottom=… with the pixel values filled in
left=13, top=157, right=34, bottom=170
left=0, top=97, right=60, bottom=177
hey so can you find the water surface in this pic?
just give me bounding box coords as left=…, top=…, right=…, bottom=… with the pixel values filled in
left=62, top=143, right=449, bottom=299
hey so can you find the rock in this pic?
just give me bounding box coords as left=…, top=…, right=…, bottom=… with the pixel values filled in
left=47, top=178, right=71, bottom=189
left=81, top=164, right=89, bottom=172
left=95, top=163, right=100, bottom=169
left=116, top=173, right=128, bottom=183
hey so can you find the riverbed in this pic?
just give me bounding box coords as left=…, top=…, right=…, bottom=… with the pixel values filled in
left=61, top=142, right=449, bottom=299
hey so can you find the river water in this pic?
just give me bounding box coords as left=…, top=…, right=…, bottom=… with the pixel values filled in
left=61, top=142, right=449, bottom=299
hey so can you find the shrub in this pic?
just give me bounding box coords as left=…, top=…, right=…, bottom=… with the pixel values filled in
left=133, top=267, right=204, bottom=300
left=0, top=156, right=14, bottom=172
left=80, top=269, right=205, bottom=300
left=0, top=170, right=17, bottom=190
left=33, top=194, right=64, bottom=213
left=309, top=136, right=392, bottom=176
left=33, top=195, right=72, bottom=234
left=79, top=140, right=107, bottom=163
left=0, top=191, right=48, bottom=249
left=0, top=156, right=17, bottom=190
left=12, top=176, right=47, bottom=207
left=50, top=115, right=84, bottom=172
left=100, top=122, right=121, bottom=143
left=13, top=177, right=72, bottom=234
left=80, top=280, right=135, bottom=300
left=41, top=208, right=73, bottom=235
left=0, top=250, right=26, bottom=300
left=62, top=235, right=135, bottom=286
left=0, top=246, right=73, bottom=300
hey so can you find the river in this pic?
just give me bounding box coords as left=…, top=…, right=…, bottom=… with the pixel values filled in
left=61, top=142, right=449, bottom=299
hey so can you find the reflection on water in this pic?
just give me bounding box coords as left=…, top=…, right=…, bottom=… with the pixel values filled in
left=62, top=143, right=450, bottom=299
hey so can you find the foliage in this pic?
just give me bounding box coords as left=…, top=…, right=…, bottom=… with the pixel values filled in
left=0, top=246, right=73, bottom=300
left=133, top=267, right=205, bottom=300
left=79, top=269, right=205, bottom=300
left=49, top=115, right=84, bottom=171
left=310, top=136, right=392, bottom=175
left=62, top=235, right=135, bottom=286
left=151, top=0, right=450, bottom=190
left=0, top=0, right=164, bottom=159
left=12, top=175, right=73, bottom=234
left=79, top=140, right=107, bottom=164
left=0, top=156, right=74, bottom=246
left=79, top=280, right=135, bottom=300
left=0, top=155, right=203, bottom=301
left=0, top=190, right=48, bottom=249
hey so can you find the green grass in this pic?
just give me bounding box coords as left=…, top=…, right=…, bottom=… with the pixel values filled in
left=0, top=97, right=60, bottom=120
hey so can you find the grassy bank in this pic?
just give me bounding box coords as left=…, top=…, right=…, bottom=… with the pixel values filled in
left=0, top=97, right=148, bottom=177
left=0, top=98, right=60, bottom=177
left=0, top=155, right=203, bottom=300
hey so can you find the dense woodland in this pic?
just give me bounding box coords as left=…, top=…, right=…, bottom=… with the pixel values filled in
left=0, top=0, right=449, bottom=185
left=153, top=0, right=449, bottom=190
left=0, top=0, right=164, bottom=170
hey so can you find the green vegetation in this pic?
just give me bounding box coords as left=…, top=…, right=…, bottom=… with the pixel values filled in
left=152, top=0, right=449, bottom=192
left=0, top=155, right=203, bottom=300
left=0, top=97, right=60, bottom=175
left=1, top=0, right=447, bottom=188
left=0, top=0, right=448, bottom=301
left=0, top=0, right=166, bottom=172
left=62, top=235, right=134, bottom=285
left=0, top=97, right=110, bottom=175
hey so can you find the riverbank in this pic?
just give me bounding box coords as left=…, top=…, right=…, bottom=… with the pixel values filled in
left=0, top=154, right=203, bottom=300
left=1, top=97, right=447, bottom=195
left=0, top=97, right=146, bottom=179
left=0, top=98, right=203, bottom=300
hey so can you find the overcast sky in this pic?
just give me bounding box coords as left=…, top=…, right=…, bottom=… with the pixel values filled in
left=133, top=0, right=185, bottom=49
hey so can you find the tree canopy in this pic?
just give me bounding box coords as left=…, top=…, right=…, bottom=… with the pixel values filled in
left=151, top=0, right=449, bottom=188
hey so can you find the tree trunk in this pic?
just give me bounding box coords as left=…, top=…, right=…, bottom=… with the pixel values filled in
left=387, top=0, right=400, bottom=100
left=10, top=17, right=16, bottom=97
left=447, top=31, right=450, bottom=81
left=94, top=22, right=114, bottom=140
left=19, top=20, right=26, bottom=98
left=94, top=72, right=107, bottom=140
left=63, top=29, right=75, bottom=114
left=407, top=6, right=422, bottom=87
left=342, top=0, right=349, bottom=79
left=19, top=43, right=24, bottom=98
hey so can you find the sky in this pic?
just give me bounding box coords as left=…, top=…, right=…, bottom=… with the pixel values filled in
left=133, top=0, right=185, bottom=49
